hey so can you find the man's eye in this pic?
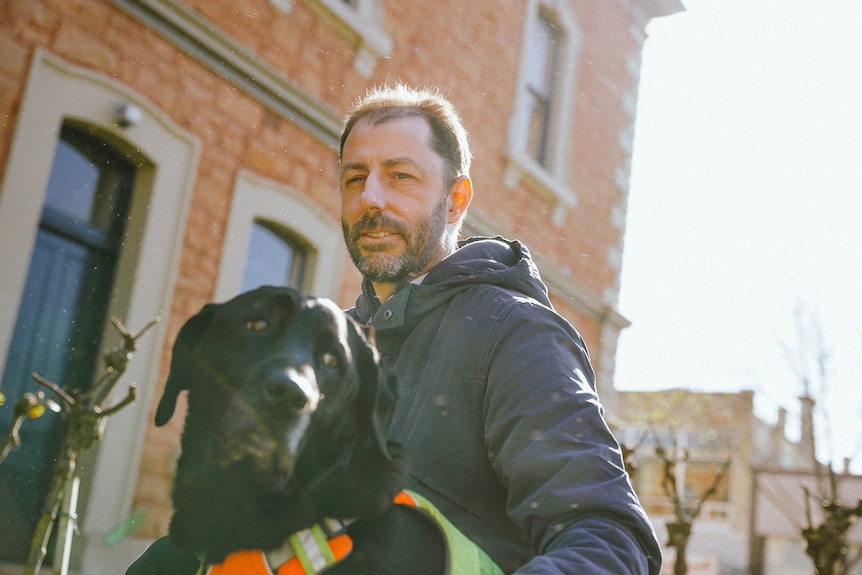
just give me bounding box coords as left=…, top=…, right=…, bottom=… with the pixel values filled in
left=246, top=319, right=269, bottom=333
left=322, top=352, right=340, bottom=368
left=344, top=175, right=365, bottom=185
left=393, top=172, right=413, bottom=180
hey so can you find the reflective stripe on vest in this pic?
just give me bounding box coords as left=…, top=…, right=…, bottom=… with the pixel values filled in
left=205, top=523, right=352, bottom=575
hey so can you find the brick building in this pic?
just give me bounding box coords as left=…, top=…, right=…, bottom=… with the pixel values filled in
left=0, top=0, right=683, bottom=571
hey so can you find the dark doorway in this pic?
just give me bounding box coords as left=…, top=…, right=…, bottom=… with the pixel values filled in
left=0, top=122, right=136, bottom=560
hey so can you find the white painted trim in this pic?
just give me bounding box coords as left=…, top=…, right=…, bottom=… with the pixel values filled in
left=213, top=169, right=344, bottom=303
left=505, top=0, right=583, bottom=221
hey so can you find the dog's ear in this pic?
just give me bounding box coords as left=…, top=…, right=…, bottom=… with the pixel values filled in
left=155, top=303, right=218, bottom=427
left=351, top=323, right=398, bottom=460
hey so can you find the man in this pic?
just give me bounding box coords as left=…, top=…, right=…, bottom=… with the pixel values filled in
left=338, top=84, right=661, bottom=573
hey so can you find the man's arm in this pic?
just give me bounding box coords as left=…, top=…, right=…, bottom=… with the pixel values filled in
left=484, top=302, right=661, bottom=574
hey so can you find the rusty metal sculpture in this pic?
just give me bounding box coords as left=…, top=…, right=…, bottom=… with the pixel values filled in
left=0, top=316, right=157, bottom=575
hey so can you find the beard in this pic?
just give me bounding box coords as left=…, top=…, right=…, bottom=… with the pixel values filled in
left=342, top=195, right=450, bottom=284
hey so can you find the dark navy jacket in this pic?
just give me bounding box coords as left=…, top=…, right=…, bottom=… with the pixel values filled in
left=349, top=236, right=661, bottom=574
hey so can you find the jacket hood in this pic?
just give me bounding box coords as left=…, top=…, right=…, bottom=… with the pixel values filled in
left=352, top=236, right=551, bottom=326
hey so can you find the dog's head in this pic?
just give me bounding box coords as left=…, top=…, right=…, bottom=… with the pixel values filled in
left=156, top=286, right=402, bottom=558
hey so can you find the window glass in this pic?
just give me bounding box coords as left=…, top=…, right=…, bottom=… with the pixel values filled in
left=43, top=140, right=99, bottom=224
left=525, top=13, right=559, bottom=166
left=43, top=126, right=132, bottom=235
left=241, top=220, right=307, bottom=292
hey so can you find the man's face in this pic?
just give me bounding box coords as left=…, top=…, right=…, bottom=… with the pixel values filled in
left=340, top=116, right=452, bottom=284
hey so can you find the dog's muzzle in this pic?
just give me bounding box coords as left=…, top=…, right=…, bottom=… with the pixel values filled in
left=211, top=363, right=322, bottom=486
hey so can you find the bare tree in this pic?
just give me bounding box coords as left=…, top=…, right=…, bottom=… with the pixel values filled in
left=802, top=468, right=862, bottom=575
left=776, top=299, right=838, bottom=474
left=776, top=299, right=862, bottom=574
left=652, top=427, right=730, bottom=575
left=619, top=428, right=649, bottom=482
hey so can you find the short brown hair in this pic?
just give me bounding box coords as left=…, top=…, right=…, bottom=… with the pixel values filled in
left=339, top=84, right=472, bottom=183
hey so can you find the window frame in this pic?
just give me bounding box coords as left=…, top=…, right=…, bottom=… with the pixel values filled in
left=505, top=0, right=582, bottom=225
left=213, top=169, right=343, bottom=303
left=523, top=11, right=560, bottom=168
left=241, top=219, right=309, bottom=293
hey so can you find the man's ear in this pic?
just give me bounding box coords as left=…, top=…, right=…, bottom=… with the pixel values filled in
left=447, top=176, right=472, bottom=224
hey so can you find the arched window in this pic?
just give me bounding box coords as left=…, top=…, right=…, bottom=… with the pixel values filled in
left=213, top=169, right=343, bottom=303
left=241, top=219, right=308, bottom=292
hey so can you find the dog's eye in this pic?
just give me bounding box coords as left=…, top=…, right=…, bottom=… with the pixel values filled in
left=322, top=352, right=340, bottom=369
left=246, top=318, right=269, bottom=333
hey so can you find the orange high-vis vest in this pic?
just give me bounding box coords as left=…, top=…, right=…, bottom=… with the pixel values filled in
left=201, top=490, right=502, bottom=575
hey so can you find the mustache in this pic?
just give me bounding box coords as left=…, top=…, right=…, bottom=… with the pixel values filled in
left=348, top=212, right=409, bottom=238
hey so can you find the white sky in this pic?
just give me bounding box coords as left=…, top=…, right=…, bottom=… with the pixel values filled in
left=616, top=0, right=862, bottom=472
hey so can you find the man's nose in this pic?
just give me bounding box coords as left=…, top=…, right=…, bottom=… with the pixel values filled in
left=359, top=172, right=386, bottom=212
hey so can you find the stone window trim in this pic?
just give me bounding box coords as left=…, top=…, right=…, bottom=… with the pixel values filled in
left=213, top=169, right=343, bottom=303
left=270, top=0, right=393, bottom=77
left=506, top=0, right=582, bottom=226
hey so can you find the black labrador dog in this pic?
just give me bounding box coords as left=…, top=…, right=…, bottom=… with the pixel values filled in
left=150, top=286, right=445, bottom=574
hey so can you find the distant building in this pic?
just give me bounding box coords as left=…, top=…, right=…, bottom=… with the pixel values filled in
left=0, top=0, right=683, bottom=572
left=615, top=389, right=862, bottom=575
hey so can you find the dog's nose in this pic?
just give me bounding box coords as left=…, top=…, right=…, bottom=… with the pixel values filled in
left=263, top=367, right=318, bottom=411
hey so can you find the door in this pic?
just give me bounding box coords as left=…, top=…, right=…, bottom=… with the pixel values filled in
left=0, top=122, right=136, bottom=561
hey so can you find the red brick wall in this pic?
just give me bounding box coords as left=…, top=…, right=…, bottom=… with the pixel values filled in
left=174, top=0, right=644, bottom=303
